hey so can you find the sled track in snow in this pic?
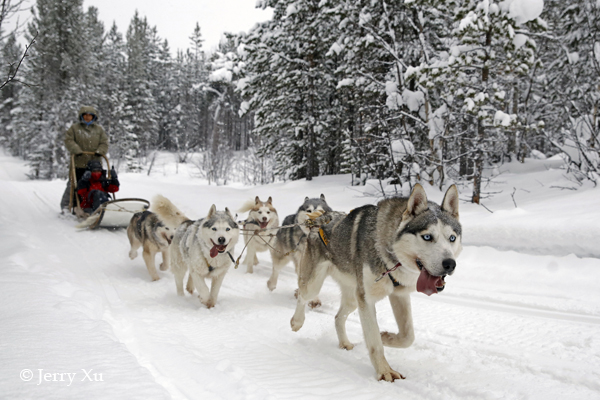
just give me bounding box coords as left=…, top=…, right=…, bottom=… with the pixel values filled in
left=429, top=293, right=600, bottom=326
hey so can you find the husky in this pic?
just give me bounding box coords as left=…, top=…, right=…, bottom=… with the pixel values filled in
left=127, top=211, right=174, bottom=281
left=238, top=196, right=279, bottom=274
left=267, top=194, right=333, bottom=293
left=290, top=184, right=462, bottom=381
left=154, top=197, right=240, bottom=309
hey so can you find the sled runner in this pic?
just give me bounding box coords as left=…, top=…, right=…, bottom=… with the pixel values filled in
left=69, top=152, right=149, bottom=229
left=75, top=198, right=150, bottom=229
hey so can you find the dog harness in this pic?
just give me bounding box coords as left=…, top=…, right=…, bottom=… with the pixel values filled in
left=375, top=263, right=401, bottom=287
left=208, top=252, right=236, bottom=272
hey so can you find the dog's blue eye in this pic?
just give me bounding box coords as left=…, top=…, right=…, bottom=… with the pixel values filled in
left=212, top=227, right=217, bottom=231
left=422, top=234, right=432, bottom=241
left=450, top=235, right=456, bottom=242
left=226, top=228, right=230, bottom=231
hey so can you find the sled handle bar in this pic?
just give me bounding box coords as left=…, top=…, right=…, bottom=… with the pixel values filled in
left=68, top=152, right=115, bottom=212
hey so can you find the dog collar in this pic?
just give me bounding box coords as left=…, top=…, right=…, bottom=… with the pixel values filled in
left=227, top=251, right=236, bottom=264
left=208, top=252, right=235, bottom=272
left=375, top=263, right=401, bottom=287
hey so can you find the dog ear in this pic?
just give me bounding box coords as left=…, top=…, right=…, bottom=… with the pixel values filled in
left=208, top=204, right=217, bottom=217
left=304, top=196, right=309, bottom=202
left=225, top=207, right=236, bottom=220
left=320, top=194, right=326, bottom=201
left=267, top=196, right=272, bottom=204
left=405, top=184, right=429, bottom=217
left=442, top=184, right=460, bottom=220
left=255, top=196, right=260, bottom=204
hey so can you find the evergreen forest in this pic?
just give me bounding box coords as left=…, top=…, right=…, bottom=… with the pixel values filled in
left=0, top=0, right=598, bottom=203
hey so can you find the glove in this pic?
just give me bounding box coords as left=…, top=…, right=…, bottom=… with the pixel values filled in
left=110, top=166, right=118, bottom=179
left=82, top=171, right=91, bottom=181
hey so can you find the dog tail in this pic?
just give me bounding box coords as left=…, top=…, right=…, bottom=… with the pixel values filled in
left=237, top=199, right=257, bottom=213
left=150, top=195, right=190, bottom=228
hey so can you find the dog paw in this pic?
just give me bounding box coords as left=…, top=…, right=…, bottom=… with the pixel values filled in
left=290, top=316, right=304, bottom=332
left=246, top=266, right=254, bottom=274
left=151, top=276, right=160, bottom=281
left=129, top=251, right=137, bottom=260
left=203, top=299, right=215, bottom=309
left=267, top=279, right=277, bottom=292
left=339, top=342, right=354, bottom=350
left=377, top=369, right=405, bottom=382
left=308, top=299, right=321, bottom=309
left=159, top=262, right=168, bottom=271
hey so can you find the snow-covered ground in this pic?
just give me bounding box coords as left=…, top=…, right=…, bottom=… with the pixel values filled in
left=1, top=150, right=599, bottom=400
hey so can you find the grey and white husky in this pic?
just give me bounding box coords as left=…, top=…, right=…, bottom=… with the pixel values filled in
left=153, top=196, right=240, bottom=308
left=238, top=196, right=279, bottom=274
left=267, top=194, right=332, bottom=292
left=127, top=210, right=174, bottom=281
left=290, top=184, right=462, bottom=381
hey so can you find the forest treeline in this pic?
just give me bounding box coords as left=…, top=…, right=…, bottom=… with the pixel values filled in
left=0, top=0, right=598, bottom=202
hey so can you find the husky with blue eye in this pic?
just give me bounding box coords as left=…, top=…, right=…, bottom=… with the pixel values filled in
left=154, top=199, right=239, bottom=309
left=290, top=184, right=462, bottom=381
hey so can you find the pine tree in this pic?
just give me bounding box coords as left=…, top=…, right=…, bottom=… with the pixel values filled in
left=0, top=32, right=21, bottom=153
left=96, top=22, right=127, bottom=160
left=242, top=0, right=341, bottom=181
left=412, top=0, right=543, bottom=203
left=545, top=0, right=600, bottom=182
left=16, top=0, right=91, bottom=179
left=122, top=11, right=159, bottom=170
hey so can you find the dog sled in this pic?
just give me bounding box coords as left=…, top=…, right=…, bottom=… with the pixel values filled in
left=69, top=152, right=149, bottom=229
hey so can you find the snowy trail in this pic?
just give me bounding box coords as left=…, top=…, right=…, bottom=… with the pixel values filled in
left=1, top=153, right=600, bottom=399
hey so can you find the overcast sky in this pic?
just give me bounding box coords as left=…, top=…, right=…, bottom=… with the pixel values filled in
left=82, top=0, right=273, bottom=53
left=11, top=1, right=272, bottom=54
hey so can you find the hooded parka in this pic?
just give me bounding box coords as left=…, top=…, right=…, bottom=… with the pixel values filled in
left=65, top=106, right=109, bottom=169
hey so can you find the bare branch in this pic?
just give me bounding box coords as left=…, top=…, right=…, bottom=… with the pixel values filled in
left=0, top=32, right=37, bottom=91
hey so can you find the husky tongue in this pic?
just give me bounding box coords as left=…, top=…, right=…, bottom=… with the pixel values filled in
left=416, top=268, right=444, bottom=296
left=210, top=244, right=227, bottom=258
left=259, top=221, right=268, bottom=229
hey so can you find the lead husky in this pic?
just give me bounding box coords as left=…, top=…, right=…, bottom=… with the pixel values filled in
left=290, top=184, right=462, bottom=381
left=127, top=210, right=174, bottom=281
left=153, top=196, right=240, bottom=309
left=267, top=194, right=332, bottom=292
left=238, top=196, right=279, bottom=274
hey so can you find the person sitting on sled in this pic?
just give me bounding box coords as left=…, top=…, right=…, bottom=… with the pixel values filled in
left=76, top=160, right=120, bottom=215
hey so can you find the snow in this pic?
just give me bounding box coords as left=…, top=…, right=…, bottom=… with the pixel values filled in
left=210, top=68, right=233, bottom=83
left=336, top=78, right=354, bottom=89
left=493, top=110, right=513, bottom=126
left=402, top=89, right=424, bottom=113
left=501, top=0, right=544, bottom=24
left=1, top=149, right=600, bottom=399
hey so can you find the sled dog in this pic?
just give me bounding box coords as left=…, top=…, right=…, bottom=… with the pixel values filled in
left=127, top=210, right=174, bottom=281
left=154, top=198, right=240, bottom=309
left=267, top=194, right=332, bottom=292
left=238, top=196, right=279, bottom=274
left=290, top=184, right=462, bottom=381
